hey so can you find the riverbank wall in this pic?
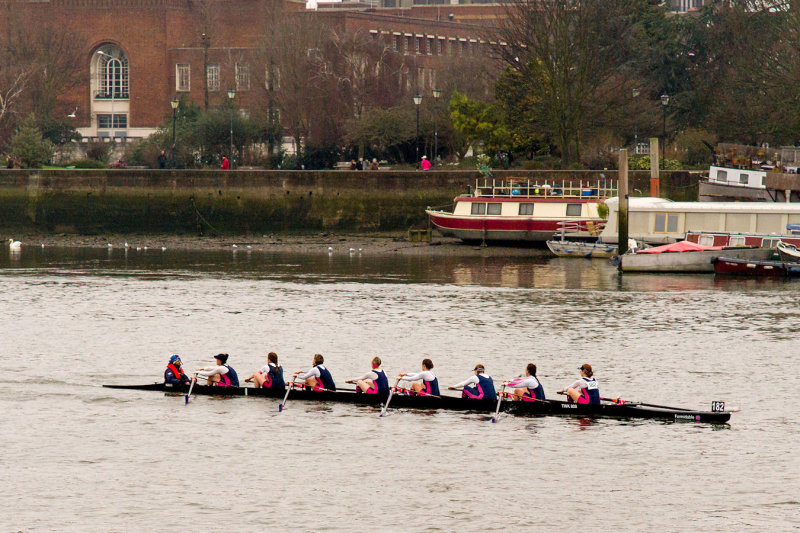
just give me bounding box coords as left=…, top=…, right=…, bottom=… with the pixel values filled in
left=0, top=169, right=701, bottom=234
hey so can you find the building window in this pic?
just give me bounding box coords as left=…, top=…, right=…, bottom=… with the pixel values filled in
left=269, top=65, right=280, bottom=90
left=404, top=36, right=410, bottom=55
left=393, top=35, right=399, bottom=52
left=519, top=203, right=534, bottom=215
left=487, top=203, right=502, bottom=215
left=471, top=203, right=486, bottom=215
left=448, top=39, right=455, bottom=56
left=438, top=38, right=444, bottom=55
left=96, top=51, right=129, bottom=99
left=236, top=63, right=250, bottom=91
left=207, top=64, right=220, bottom=92
left=427, top=37, right=434, bottom=55
left=566, top=204, right=582, bottom=216
left=415, top=37, right=421, bottom=54
left=176, top=64, right=190, bottom=92
left=97, top=114, right=127, bottom=129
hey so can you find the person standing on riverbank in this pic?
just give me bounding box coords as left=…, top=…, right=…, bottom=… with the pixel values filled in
left=157, top=150, right=167, bottom=169
left=420, top=155, right=431, bottom=171
left=221, top=156, right=230, bottom=170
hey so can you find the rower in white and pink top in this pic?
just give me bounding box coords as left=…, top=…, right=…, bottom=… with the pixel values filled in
left=505, top=363, right=545, bottom=401
left=398, top=358, right=439, bottom=396
left=346, top=356, right=390, bottom=395
left=448, top=364, right=497, bottom=400
left=557, top=364, right=600, bottom=404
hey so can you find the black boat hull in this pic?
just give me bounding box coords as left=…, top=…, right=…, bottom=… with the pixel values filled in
left=103, top=383, right=732, bottom=424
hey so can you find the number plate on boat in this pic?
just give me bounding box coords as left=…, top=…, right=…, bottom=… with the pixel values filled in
left=711, top=401, right=725, bottom=412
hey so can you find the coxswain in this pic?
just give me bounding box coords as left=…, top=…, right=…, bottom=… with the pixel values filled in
left=164, top=354, right=191, bottom=386
left=293, top=353, right=336, bottom=391
left=398, top=358, right=439, bottom=397
left=244, top=352, right=286, bottom=390
left=448, top=364, right=497, bottom=400
left=505, top=363, right=545, bottom=401
left=196, top=353, right=240, bottom=387
left=346, top=356, right=390, bottom=395
left=557, top=364, right=600, bottom=404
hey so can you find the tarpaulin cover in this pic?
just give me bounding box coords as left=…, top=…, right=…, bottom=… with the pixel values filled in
left=637, top=241, right=724, bottom=254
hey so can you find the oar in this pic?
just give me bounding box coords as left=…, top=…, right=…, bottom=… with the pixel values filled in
left=184, top=373, right=198, bottom=405
left=380, top=378, right=402, bottom=417
left=491, top=383, right=506, bottom=423
left=279, top=377, right=298, bottom=412
left=600, top=396, right=692, bottom=411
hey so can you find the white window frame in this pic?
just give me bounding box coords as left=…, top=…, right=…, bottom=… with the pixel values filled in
left=236, top=62, right=250, bottom=91
left=207, top=63, right=220, bottom=92
left=176, top=64, right=191, bottom=92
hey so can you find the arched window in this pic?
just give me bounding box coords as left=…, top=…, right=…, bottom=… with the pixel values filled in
left=95, top=48, right=129, bottom=99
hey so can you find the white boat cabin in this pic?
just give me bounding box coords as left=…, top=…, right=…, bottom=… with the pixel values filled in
left=707, top=165, right=766, bottom=189
left=601, top=197, right=800, bottom=244
left=453, top=199, right=601, bottom=219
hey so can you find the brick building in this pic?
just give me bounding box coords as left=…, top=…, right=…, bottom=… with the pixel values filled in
left=5, top=0, right=501, bottom=144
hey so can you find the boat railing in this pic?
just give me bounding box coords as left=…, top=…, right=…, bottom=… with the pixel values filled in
left=473, top=178, right=617, bottom=199
left=554, top=219, right=605, bottom=241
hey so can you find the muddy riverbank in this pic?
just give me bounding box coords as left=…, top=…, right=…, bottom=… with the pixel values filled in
left=5, top=231, right=552, bottom=257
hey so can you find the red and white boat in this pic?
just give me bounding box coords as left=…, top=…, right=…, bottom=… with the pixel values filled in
left=426, top=178, right=614, bottom=243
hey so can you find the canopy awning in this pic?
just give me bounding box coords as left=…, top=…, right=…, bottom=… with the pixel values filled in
left=637, top=241, right=724, bottom=254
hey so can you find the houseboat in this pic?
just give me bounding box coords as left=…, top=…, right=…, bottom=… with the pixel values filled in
left=600, top=197, right=800, bottom=245
left=426, top=178, right=614, bottom=244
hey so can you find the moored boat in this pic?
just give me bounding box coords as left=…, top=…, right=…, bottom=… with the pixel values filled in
left=103, top=382, right=732, bottom=424
left=712, top=256, right=800, bottom=277
left=426, top=177, right=614, bottom=244
left=777, top=240, right=800, bottom=262
left=620, top=240, right=773, bottom=273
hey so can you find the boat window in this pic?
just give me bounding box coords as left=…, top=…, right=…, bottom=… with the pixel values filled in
left=739, top=173, right=748, bottom=185
left=698, top=235, right=715, bottom=246
left=654, top=213, right=678, bottom=233
left=762, top=238, right=778, bottom=248
left=566, top=204, right=582, bottom=216
left=487, top=203, right=502, bottom=215
left=667, top=214, right=678, bottom=233
left=519, top=203, right=534, bottom=215
left=717, top=170, right=728, bottom=182
left=470, top=203, right=486, bottom=215
left=729, top=236, right=746, bottom=246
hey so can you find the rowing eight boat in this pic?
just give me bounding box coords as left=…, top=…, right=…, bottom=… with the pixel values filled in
left=103, top=382, right=732, bottom=424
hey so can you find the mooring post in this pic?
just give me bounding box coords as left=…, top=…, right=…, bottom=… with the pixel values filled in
left=649, top=137, right=660, bottom=198
left=618, top=149, right=629, bottom=270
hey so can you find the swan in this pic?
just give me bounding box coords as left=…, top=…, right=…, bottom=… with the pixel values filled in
left=8, top=238, right=21, bottom=251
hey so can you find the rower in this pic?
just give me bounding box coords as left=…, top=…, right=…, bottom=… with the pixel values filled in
left=346, top=356, right=390, bottom=395
left=398, top=358, right=439, bottom=397
left=196, top=353, right=240, bottom=387
left=293, top=353, right=336, bottom=391
left=164, top=354, right=191, bottom=386
left=448, top=364, right=496, bottom=400
left=557, top=364, right=600, bottom=404
left=244, top=352, right=285, bottom=390
left=505, top=363, right=545, bottom=401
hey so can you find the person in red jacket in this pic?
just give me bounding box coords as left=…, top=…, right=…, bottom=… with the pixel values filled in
left=221, top=156, right=230, bottom=169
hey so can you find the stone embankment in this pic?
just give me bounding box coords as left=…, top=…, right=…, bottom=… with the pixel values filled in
left=0, top=169, right=700, bottom=235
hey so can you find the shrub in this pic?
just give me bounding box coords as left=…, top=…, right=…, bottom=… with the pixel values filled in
left=67, top=158, right=108, bottom=169
left=85, top=141, right=112, bottom=162
left=8, top=115, right=54, bottom=168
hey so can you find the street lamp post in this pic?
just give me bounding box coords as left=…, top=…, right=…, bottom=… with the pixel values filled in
left=170, top=97, right=179, bottom=168
left=227, top=88, right=235, bottom=169
left=432, top=87, right=441, bottom=166
left=632, top=88, right=640, bottom=153
left=660, top=93, right=669, bottom=171
left=413, top=94, right=422, bottom=167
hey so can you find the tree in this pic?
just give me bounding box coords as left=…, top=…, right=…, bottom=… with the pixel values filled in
left=9, top=115, right=53, bottom=168
left=493, top=0, right=649, bottom=167
left=449, top=91, right=513, bottom=158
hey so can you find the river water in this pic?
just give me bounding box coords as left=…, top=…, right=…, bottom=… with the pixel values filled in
left=1, top=246, right=797, bottom=532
